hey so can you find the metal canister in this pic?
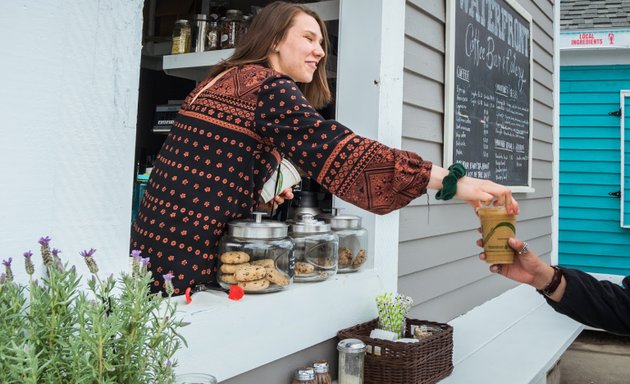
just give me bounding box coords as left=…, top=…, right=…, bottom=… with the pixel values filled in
left=191, top=14, right=209, bottom=53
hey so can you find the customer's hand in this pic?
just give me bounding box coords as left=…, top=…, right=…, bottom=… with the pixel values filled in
left=478, top=237, right=554, bottom=290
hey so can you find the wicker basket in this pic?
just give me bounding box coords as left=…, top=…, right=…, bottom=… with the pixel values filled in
left=337, top=318, right=453, bottom=384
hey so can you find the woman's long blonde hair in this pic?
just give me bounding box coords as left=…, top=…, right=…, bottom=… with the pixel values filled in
left=209, top=1, right=331, bottom=109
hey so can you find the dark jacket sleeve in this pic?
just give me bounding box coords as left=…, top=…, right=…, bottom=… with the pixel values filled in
left=545, top=267, right=630, bottom=335
left=254, top=75, right=432, bottom=214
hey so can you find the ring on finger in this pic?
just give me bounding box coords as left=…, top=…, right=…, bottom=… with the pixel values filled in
left=517, top=241, right=529, bottom=255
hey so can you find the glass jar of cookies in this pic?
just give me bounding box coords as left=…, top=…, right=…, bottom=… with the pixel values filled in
left=289, top=213, right=338, bottom=282
left=218, top=212, right=294, bottom=293
left=324, top=214, right=368, bottom=273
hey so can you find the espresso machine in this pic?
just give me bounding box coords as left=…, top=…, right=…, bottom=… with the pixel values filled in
left=272, top=176, right=332, bottom=222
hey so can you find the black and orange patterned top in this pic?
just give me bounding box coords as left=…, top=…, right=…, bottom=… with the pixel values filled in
left=131, top=64, right=433, bottom=295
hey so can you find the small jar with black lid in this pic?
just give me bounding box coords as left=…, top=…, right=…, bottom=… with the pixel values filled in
left=321, top=211, right=368, bottom=273
left=289, top=213, right=338, bottom=282
left=218, top=212, right=294, bottom=293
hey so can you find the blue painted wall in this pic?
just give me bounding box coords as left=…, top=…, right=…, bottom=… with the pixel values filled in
left=559, top=65, right=630, bottom=275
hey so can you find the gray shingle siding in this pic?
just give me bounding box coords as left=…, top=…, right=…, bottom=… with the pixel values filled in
left=561, top=0, right=630, bottom=30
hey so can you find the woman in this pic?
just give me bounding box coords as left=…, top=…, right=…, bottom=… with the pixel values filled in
left=131, top=1, right=519, bottom=295
left=479, top=237, right=630, bottom=335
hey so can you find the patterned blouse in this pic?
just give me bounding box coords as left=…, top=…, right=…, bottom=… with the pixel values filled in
left=131, top=64, right=432, bottom=295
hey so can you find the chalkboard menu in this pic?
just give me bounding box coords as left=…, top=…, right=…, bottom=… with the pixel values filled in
left=445, top=0, right=533, bottom=190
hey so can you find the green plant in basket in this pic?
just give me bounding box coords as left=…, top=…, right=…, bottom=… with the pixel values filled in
left=375, top=292, right=413, bottom=338
left=0, top=237, right=186, bottom=384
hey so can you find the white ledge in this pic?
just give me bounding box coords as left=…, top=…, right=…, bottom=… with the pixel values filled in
left=173, top=269, right=383, bottom=381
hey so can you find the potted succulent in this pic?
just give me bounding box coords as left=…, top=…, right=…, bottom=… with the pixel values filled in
left=0, top=237, right=185, bottom=384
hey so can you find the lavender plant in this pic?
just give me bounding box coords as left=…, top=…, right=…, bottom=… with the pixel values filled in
left=0, top=237, right=186, bottom=384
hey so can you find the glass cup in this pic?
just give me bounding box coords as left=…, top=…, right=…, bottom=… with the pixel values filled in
left=175, top=373, right=218, bottom=384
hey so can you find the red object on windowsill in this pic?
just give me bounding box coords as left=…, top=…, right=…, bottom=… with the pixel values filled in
left=228, top=286, right=244, bottom=300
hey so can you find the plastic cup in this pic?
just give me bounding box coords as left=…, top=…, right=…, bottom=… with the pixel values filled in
left=478, top=206, right=517, bottom=264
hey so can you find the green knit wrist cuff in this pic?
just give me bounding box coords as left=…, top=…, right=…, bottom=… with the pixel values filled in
left=435, top=163, right=466, bottom=201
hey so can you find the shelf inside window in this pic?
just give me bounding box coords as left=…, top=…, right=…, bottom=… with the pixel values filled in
left=160, top=0, right=339, bottom=81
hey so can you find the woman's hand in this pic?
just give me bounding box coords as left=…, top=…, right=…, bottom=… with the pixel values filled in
left=256, top=187, right=295, bottom=213
left=457, top=176, right=519, bottom=215
left=428, top=166, right=519, bottom=215
left=272, top=187, right=294, bottom=206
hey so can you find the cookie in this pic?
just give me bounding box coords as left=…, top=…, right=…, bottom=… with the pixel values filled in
left=352, top=249, right=367, bottom=267
left=338, top=248, right=353, bottom=266
left=220, top=251, right=250, bottom=264
left=238, top=278, right=270, bottom=292
left=251, top=258, right=275, bottom=268
left=219, top=273, right=237, bottom=284
left=220, top=262, right=250, bottom=274
left=234, top=265, right=267, bottom=282
left=265, top=268, right=289, bottom=286
left=295, top=261, right=315, bottom=275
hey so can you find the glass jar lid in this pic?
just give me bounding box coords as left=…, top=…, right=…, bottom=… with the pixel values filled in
left=312, top=361, right=329, bottom=373
left=290, top=213, right=331, bottom=233
left=329, top=215, right=362, bottom=230
left=337, top=338, right=367, bottom=353
left=315, top=207, right=341, bottom=222
left=225, top=9, right=243, bottom=18
left=228, top=212, right=288, bottom=239
left=294, top=367, right=315, bottom=380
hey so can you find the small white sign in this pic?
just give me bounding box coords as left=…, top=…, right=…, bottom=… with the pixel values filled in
left=559, top=29, right=630, bottom=50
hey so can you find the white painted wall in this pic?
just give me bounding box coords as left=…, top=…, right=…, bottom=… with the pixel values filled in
left=0, top=0, right=143, bottom=281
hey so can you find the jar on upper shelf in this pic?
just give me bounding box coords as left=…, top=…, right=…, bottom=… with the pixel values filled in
left=218, top=212, right=294, bottom=293
left=171, top=19, right=192, bottom=54
left=220, top=9, right=243, bottom=49
left=319, top=210, right=368, bottom=273
left=289, top=213, right=338, bottom=282
left=205, top=21, right=220, bottom=51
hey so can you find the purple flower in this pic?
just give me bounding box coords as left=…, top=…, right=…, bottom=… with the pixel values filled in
left=24, top=251, right=35, bottom=275
left=38, top=236, right=51, bottom=246
left=52, top=248, right=61, bottom=257
left=130, top=250, right=142, bottom=258
left=2, top=258, right=13, bottom=281
left=80, top=248, right=97, bottom=258
left=163, top=273, right=175, bottom=296
left=80, top=249, right=98, bottom=273
left=141, top=257, right=150, bottom=267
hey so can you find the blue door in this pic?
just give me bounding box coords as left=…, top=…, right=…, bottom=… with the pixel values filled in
left=559, top=65, right=630, bottom=275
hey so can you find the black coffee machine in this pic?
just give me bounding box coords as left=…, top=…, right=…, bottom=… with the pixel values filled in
left=272, top=176, right=332, bottom=222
